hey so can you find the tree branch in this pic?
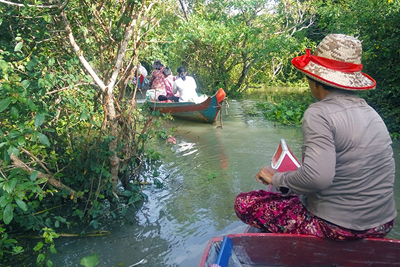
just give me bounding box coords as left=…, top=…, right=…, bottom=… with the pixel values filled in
left=0, top=0, right=68, bottom=9
left=10, top=154, right=79, bottom=198
left=178, top=0, right=188, bottom=21
left=60, top=9, right=107, bottom=92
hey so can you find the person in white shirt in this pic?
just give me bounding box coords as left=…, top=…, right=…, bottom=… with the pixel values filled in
left=138, top=63, right=147, bottom=77
left=172, top=66, right=199, bottom=102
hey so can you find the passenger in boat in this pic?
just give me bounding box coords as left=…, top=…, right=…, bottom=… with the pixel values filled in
left=131, top=70, right=148, bottom=90
left=148, top=59, right=166, bottom=100
left=172, top=66, right=199, bottom=102
left=157, top=67, right=180, bottom=102
left=149, top=59, right=165, bottom=91
left=235, top=34, right=397, bottom=241
left=138, top=63, right=148, bottom=78
left=130, top=63, right=148, bottom=89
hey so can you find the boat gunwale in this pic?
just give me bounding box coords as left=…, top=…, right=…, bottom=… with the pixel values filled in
left=198, top=232, right=400, bottom=267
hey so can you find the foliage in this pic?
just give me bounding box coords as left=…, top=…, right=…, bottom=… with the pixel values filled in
left=257, top=91, right=315, bottom=125
left=0, top=226, right=19, bottom=259
left=312, top=0, right=400, bottom=136
left=1, top=0, right=400, bottom=263
left=0, top=0, right=164, bottom=263
left=162, top=0, right=316, bottom=96
left=34, top=227, right=59, bottom=266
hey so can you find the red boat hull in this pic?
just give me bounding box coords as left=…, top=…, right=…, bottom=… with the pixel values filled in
left=199, top=233, right=400, bottom=267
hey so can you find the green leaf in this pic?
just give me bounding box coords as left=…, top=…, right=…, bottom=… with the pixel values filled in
left=30, top=171, right=38, bottom=181
left=0, top=60, right=8, bottom=72
left=44, top=219, right=52, bottom=230
left=18, top=136, right=25, bottom=146
left=37, top=253, right=45, bottom=263
left=21, top=80, right=30, bottom=89
left=8, top=146, right=20, bottom=157
left=38, top=78, right=46, bottom=88
left=80, top=253, right=99, bottom=267
left=153, top=178, right=163, bottom=189
left=27, top=99, right=36, bottom=111
left=0, top=195, right=11, bottom=208
left=92, top=220, right=99, bottom=229
left=48, top=58, right=55, bottom=66
left=10, top=106, right=19, bottom=120
left=35, top=113, right=45, bottom=128
left=13, top=245, right=23, bottom=253
left=55, top=216, right=66, bottom=223
left=15, top=198, right=28, bottom=211
left=49, top=244, right=57, bottom=254
left=14, top=42, right=23, bottom=52
left=44, top=73, right=54, bottom=87
left=34, top=242, right=44, bottom=251
left=43, top=13, right=52, bottom=23
left=80, top=112, right=89, bottom=120
left=4, top=179, right=18, bottom=193
left=3, top=203, right=13, bottom=224
left=0, top=97, right=12, bottom=112
left=38, top=133, right=50, bottom=147
left=26, top=57, right=38, bottom=71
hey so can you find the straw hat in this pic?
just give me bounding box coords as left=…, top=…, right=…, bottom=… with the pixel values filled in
left=292, top=34, right=376, bottom=90
left=152, top=59, right=164, bottom=69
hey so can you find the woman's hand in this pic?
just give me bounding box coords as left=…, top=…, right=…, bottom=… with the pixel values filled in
left=255, top=166, right=277, bottom=186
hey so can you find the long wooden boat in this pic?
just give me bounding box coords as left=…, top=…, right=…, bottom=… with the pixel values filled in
left=198, top=232, right=400, bottom=267
left=146, top=88, right=226, bottom=123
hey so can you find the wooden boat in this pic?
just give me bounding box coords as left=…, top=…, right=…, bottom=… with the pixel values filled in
left=198, top=232, right=400, bottom=267
left=199, top=139, right=400, bottom=266
left=146, top=88, right=226, bottom=123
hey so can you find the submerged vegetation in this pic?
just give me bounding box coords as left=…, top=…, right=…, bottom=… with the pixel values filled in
left=256, top=91, right=315, bottom=125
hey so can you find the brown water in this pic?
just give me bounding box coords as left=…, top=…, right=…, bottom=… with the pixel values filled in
left=49, top=96, right=400, bottom=267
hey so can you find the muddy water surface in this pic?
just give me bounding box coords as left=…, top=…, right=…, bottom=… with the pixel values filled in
left=50, top=95, right=400, bottom=267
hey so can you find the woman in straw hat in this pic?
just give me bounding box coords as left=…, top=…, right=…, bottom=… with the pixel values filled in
left=149, top=59, right=165, bottom=91
left=235, top=34, right=397, bottom=240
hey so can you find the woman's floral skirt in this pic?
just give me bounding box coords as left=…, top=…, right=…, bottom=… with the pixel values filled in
left=234, top=190, right=394, bottom=241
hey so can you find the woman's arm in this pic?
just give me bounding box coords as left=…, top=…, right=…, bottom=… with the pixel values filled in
left=149, top=70, right=156, bottom=87
left=172, top=81, right=178, bottom=95
left=273, top=107, right=336, bottom=195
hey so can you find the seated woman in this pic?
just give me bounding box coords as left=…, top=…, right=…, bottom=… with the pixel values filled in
left=172, top=66, right=199, bottom=102
left=131, top=69, right=148, bottom=89
left=130, top=63, right=148, bottom=90
left=158, top=67, right=180, bottom=102
left=149, top=59, right=166, bottom=100
left=234, top=34, right=396, bottom=241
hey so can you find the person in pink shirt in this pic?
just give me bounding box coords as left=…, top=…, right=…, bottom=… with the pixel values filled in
left=149, top=59, right=165, bottom=90
left=158, top=67, right=180, bottom=102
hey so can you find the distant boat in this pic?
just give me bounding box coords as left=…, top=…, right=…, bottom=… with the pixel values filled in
left=198, top=232, right=400, bottom=267
left=146, top=88, right=226, bottom=123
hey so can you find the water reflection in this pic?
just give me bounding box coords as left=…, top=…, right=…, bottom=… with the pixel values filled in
left=49, top=97, right=400, bottom=267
